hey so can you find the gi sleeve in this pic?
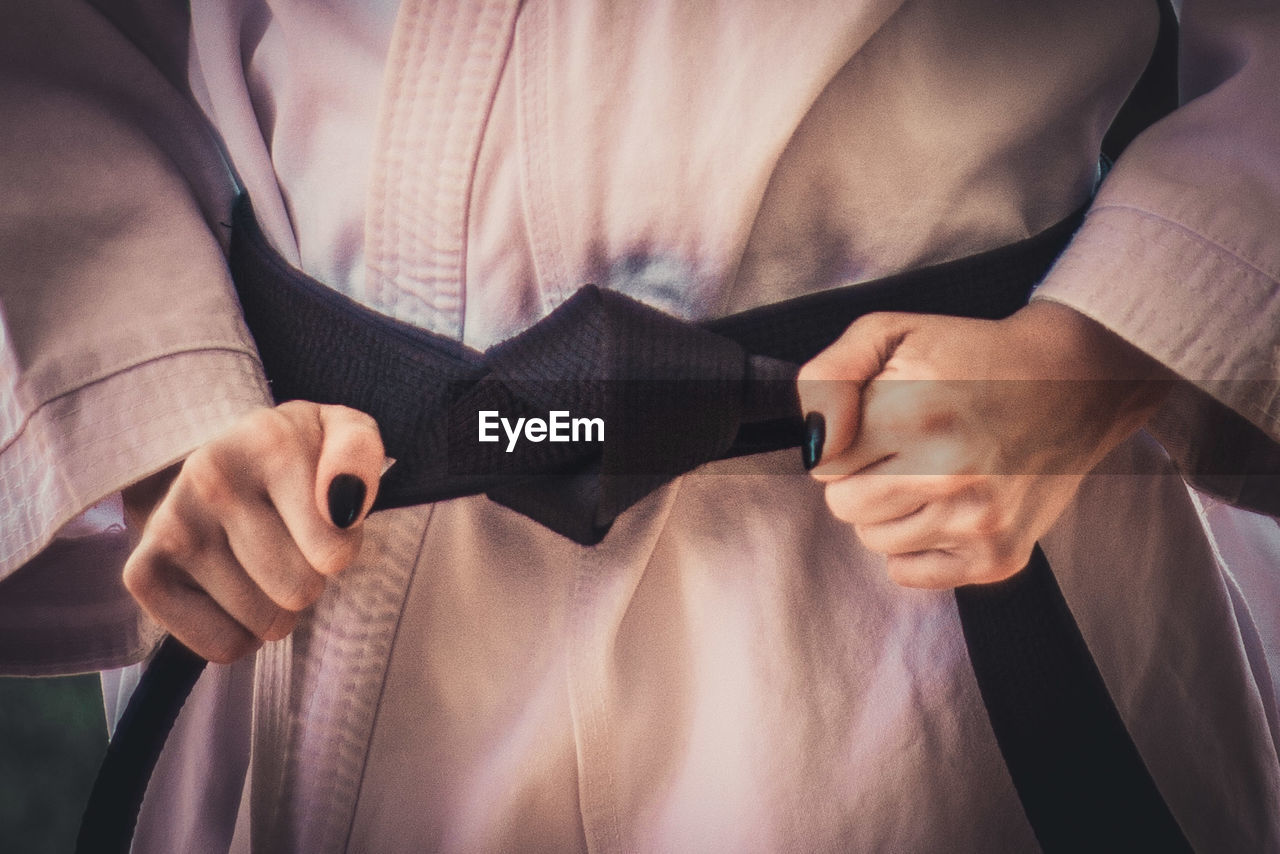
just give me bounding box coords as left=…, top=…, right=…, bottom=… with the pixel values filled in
left=0, top=0, right=270, bottom=673
left=1033, top=0, right=1280, bottom=515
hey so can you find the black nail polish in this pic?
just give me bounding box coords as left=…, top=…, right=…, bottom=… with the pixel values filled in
left=801, top=412, right=825, bottom=470
left=327, top=474, right=366, bottom=529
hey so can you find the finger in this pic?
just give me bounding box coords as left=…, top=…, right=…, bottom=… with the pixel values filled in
left=178, top=535, right=297, bottom=642
left=884, top=536, right=1034, bottom=589
left=797, top=313, right=909, bottom=467
left=853, top=501, right=955, bottom=556
left=312, top=404, right=384, bottom=528
left=815, top=377, right=975, bottom=479
left=822, top=471, right=949, bottom=526
left=884, top=550, right=971, bottom=590
left=220, top=492, right=326, bottom=614
left=149, top=579, right=265, bottom=664
left=131, top=489, right=298, bottom=643
left=807, top=379, right=902, bottom=480
left=123, top=547, right=262, bottom=664
left=231, top=406, right=356, bottom=577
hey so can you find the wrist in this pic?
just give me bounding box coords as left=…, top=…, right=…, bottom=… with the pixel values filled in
left=1008, top=300, right=1174, bottom=462
left=1012, top=300, right=1174, bottom=382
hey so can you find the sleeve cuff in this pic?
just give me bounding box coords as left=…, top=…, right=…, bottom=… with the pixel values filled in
left=1033, top=202, right=1280, bottom=440
left=0, top=347, right=270, bottom=582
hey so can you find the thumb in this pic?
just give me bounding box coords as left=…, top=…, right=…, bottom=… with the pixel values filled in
left=312, top=405, right=386, bottom=529
left=796, top=312, right=908, bottom=470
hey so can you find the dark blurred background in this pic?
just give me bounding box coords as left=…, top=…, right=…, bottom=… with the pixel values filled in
left=0, top=675, right=107, bottom=854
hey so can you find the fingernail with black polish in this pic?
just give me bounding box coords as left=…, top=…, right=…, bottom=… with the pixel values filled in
left=802, top=412, right=826, bottom=471
left=327, top=474, right=366, bottom=529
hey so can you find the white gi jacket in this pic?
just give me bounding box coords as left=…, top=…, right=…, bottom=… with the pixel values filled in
left=2, top=0, right=1279, bottom=851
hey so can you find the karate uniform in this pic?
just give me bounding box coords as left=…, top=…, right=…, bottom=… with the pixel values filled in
left=2, top=1, right=1280, bottom=851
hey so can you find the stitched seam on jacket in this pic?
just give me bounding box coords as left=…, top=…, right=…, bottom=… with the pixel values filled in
left=1087, top=202, right=1280, bottom=285
left=2, top=344, right=262, bottom=454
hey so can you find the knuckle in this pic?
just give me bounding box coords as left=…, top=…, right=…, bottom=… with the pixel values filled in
left=193, top=633, right=229, bottom=664
left=262, top=609, right=298, bottom=643
left=918, top=399, right=958, bottom=435
left=944, top=472, right=982, bottom=497
left=923, top=474, right=960, bottom=500
left=278, top=571, right=325, bottom=612
left=886, top=557, right=916, bottom=587
left=824, top=488, right=859, bottom=525
left=341, top=406, right=381, bottom=436
left=205, top=634, right=256, bottom=665
left=244, top=408, right=304, bottom=458
left=341, top=423, right=385, bottom=462
left=797, top=360, right=840, bottom=393
left=183, top=449, right=235, bottom=509
left=309, top=531, right=360, bottom=577
left=880, top=394, right=925, bottom=438
left=121, top=553, right=157, bottom=600
left=969, top=502, right=1009, bottom=539
left=258, top=441, right=303, bottom=486
left=852, top=312, right=893, bottom=339
left=852, top=523, right=885, bottom=554
left=255, top=604, right=287, bottom=642
left=275, top=400, right=318, bottom=421
left=970, top=512, right=998, bottom=539
left=143, top=508, right=200, bottom=564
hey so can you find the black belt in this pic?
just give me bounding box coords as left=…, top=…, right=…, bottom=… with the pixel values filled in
left=230, top=197, right=1089, bottom=547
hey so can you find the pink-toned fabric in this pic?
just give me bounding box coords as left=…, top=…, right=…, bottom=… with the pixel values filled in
left=0, top=0, right=267, bottom=669
left=3, top=0, right=1280, bottom=851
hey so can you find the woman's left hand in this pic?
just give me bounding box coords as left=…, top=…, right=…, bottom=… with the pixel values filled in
left=797, top=300, right=1172, bottom=589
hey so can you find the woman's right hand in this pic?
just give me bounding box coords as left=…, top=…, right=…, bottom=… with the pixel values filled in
left=121, top=402, right=385, bottom=663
